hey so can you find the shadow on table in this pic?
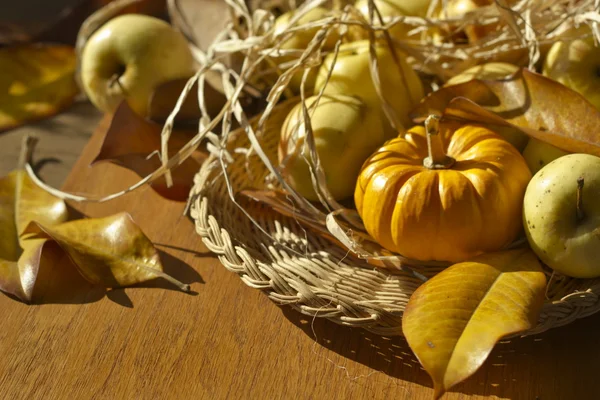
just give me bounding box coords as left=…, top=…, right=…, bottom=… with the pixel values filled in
left=281, top=305, right=600, bottom=399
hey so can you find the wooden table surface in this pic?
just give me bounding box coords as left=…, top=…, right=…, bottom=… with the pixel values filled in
left=2, top=110, right=600, bottom=400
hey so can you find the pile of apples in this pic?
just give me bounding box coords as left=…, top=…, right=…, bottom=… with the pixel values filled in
left=77, top=3, right=600, bottom=279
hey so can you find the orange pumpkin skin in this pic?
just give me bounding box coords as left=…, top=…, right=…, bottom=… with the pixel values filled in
left=355, top=123, right=531, bottom=263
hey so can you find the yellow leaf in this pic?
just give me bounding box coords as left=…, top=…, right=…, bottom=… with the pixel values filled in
left=0, top=44, right=78, bottom=131
left=32, top=212, right=190, bottom=292
left=0, top=170, right=68, bottom=302
left=402, top=249, right=547, bottom=399
left=0, top=238, right=62, bottom=302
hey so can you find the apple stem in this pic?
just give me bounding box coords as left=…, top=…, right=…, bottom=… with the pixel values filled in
left=577, top=177, right=585, bottom=222
left=423, top=115, right=455, bottom=170
left=108, top=73, right=125, bottom=92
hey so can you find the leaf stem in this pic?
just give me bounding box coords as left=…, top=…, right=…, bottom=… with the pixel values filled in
left=19, top=134, right=39, bottom=171
left=577, top=177, right=585, bottom=222
left=423, top=115, right=455, bottom=170
left=139, top=264, right=191, bottom=293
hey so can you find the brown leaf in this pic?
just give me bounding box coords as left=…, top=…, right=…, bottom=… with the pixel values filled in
left=0, top=44, right=78, bottom=132
left=0, top=170, right=68, bottom=302
left=92, top=101, right=207, bottom=201
left=167, top=0, right=230, bottom=54
left=148, top=77, right=226, bottom=122
left=412, top=68, right=600, bottom=156
left=402, top=249, right=547, bottom=399
left=30, top=212, right=190, bottom=292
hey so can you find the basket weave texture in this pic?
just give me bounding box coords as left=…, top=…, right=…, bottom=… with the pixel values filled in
left=189, top=100, right=600, bottom=337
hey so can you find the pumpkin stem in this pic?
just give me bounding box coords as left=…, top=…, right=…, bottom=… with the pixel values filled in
left=576, top=177, right=585, bottom=221
left=423, top=115, right=455, bottom=169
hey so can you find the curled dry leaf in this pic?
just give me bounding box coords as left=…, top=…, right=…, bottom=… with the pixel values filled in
left=92, top=101, right=206, bottom=201
left=0, top=170, right=68, bottom=302
left=30, top=212, right=190, bottom=292
left=148, top=77, right=227, bottom=122
left=402, top=249, right=547, bottom=399
left=411, top=68, right=600, bottom=156
left=0, top=44, right=78, bottom=132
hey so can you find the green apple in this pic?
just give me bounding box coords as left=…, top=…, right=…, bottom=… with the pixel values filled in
left=279, top=94, right=387, bottom=201
left=522, top=138, right=569, bottom=174
left=523, top=153, right=600, bottom=278
left=543, top=31, right=600, bottom=110
left=354, top=0, right=432, bottom=40
left=314, top=40, right=424, bottom=134
left=80, top=14, right=195, bottom=116
left=272, top=7, right=341, bottom=94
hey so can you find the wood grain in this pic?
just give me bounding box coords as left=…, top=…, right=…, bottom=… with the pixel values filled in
left=1, top=117, right=600, bottom=400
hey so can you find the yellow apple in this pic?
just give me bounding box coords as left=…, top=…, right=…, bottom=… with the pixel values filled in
left=354, top=0, right=432, bottom=40
left=523, top=153, right=600, bottom=278
left=279, top=94, right=387, bottom=201
left=314, top=40, right=424, bottom=133
left=80, top=14, right=196, bottom=116
left=430, top=0, right=526, bottom=64
left=543, top=32, right=600, bottom=110
left=273, top=7, right=341, bottom=94
left=522, top=138, right=569, bottom=174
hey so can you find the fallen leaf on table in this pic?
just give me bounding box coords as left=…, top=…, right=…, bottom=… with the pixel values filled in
left=411, top=68, right=600, bottom=156
left=0, top=170, right=68, bottom=302
left=402, top=249, right=547, bottom=399
left=92, top=101, right=206, bottom=201
left=0, top=44, right=78, bottom=132
left=29, top=212, right=190, bottom=292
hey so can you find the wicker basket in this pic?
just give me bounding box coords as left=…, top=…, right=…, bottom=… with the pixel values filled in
left=189, top=98, right=600, bottom=337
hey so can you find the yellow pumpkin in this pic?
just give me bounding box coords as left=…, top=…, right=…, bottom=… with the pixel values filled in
left=355, top=116, right=531, bottom=262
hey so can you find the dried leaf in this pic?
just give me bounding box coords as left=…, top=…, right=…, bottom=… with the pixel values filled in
left=30, top=212, right=190, bottom=292
left=167, top=0, right=230, bottom=54
left=402, top=249, right=546, bottom=399
left=0, top=170, right=68, bottom=302
left=148, top=77, right=226, bottom=122
left=0, top=170, right=68, bottom=246
left=92, top=101, right=206, bottom=200
left=411, top=68, right=600, bottom=156
left=0, top=44, right=78, bottom=132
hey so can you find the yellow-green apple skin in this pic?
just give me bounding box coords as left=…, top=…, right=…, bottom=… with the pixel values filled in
left=544, top=34, right=600, bottom=111
left=314, top=40, right=424, bottom=133
left=273, top=7, right=340, bottom=94
left=523, top=153, right=600, bottom=278
left=354, top=0, right=432, bottom=40
left=80, top=14, right=195, bottom=116
left=445, top=62, right=529, bottom=151
left=279, top=94, right=387, bottom=201
left=522, top=138, right=569, bottom=174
